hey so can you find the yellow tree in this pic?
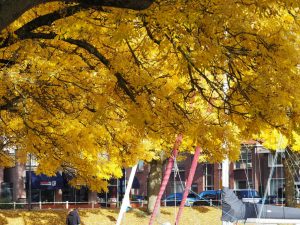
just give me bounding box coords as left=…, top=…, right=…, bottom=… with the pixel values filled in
left=1, top=0, right=300, bottom=207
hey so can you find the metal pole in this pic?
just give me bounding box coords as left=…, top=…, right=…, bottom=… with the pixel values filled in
left=116, top=164, right=138, bottom=225
left=149, top=134, right=183, bottom=225
left=175, top=146, right=201, bottom=225
left=222, top=158, right=229, bottom=189
left=117, top=179, right=119, bottom=208
left=222, top=158, right=232, bottom=225
left=28, top=153, right=32, bottom=210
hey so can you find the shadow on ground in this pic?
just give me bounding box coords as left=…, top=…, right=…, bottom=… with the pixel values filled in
left=106, top=215, right=117, bottom=221
left=192, top=206, right=211, bottom=214
left=130, top=208, right=149, bottom=218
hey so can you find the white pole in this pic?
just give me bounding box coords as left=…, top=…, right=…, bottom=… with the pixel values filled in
left=116, top=164, right=138, bottom=225
left=222, top=158, right=230, bottom=188
left=222, top=68, right=233, bottom=225
left=222, top=158, right=233, bottom=225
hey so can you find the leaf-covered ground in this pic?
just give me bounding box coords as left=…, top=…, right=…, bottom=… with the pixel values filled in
left=0, top=207, right=223, bottom=225
left=0, top=207, right=281, bottom=225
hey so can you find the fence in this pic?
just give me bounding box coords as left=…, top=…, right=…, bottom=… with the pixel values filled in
left=0, top=198, right=224, bottom=210
left=4, top=198, right=300, bottom=211
left=0, top=199, right=148, bottom=210
left=161, top=199, right=222, bottom=207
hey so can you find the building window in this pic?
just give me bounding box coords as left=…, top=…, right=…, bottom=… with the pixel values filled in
left=29, top=189, right=40, bottom=202
left=268, top=152, right=284, bottom=167
left=191, top=183, right=198, bottom=193
left=62, top=187, right=88, bottom=202
left=171, top=165, right=185, bottom=181
left=170, top=166, right=185, bottom=193
left=269, top=178, right=285, bottom=196
left=0, top=182, right=13, bottom=201
left=41, top=190, right=55, bottom=202
left=169, top=181, right=185, bottom=193
left=234, top=148, right=252, bottom=169
left=62, top=187, right=75, bottom=202
left=203, top=164, right=214, bottom=190
left=28, top=189, right=55, bottom=202
left=26, top=154, right=38, bottom=170
left=235, top=180, right=253, bottom=189
left=137, top=160, right=144, bottom=172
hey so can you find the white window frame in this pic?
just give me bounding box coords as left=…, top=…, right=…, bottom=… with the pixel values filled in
left=234, top=179, right=253, bottom=190
left=234, top=148, right=252, bottom=170
left=268, top=151, right=285, bottom=168
left=218, top=163, right=222, bottom=169
left=26, top=154, right=38, bottom=170
left=203, top=163, right=214, bottom=191
left=137, top=160, right=144, bottom=172
left=268, top=178, right=285, bottom=196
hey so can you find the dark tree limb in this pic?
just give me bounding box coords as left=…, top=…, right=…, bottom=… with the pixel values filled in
left=15, top=5, right=88, bottom=38
left=0, top=0, right=155, bottom=32
left=0, top=59, right=15, bottom=68
left=0, top=96, right=22, bottom=112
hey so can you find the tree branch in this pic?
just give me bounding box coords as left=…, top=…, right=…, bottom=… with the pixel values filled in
left=15, top=5, right=87, bottom=38
left=0, top=96, right=22, bottom=112
left=0, top=59, right=15, bottom=68
left=10, top=27, right=137, bottom=102
left=0, top=0, right=155, bottom=32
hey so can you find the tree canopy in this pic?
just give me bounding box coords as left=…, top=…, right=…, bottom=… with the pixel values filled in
left=1, top=0, right=300, bottom=191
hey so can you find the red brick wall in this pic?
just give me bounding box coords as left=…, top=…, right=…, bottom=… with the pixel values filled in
left=213, top=165, right=222, bottom=190
left=135, top=168, right=149, bottom=196
left=129, top=151, right=287, bottom=199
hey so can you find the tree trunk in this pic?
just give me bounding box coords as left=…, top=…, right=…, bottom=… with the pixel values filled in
left=147, top=159, right=163, bottom=214
left=283, top=148, right=296, bottom=207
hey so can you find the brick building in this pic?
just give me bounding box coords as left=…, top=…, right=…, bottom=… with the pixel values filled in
left=0, top=158, right=98, bottom=204
left=0, top=141, right=298, bottom=204
left=130, top=142, right=296, bottom=199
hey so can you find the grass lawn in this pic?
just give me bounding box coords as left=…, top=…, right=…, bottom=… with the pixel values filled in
left=0, top=206, right=224, bottom=225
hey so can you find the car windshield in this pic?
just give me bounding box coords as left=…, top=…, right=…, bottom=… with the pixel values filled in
left=187, top=193, right=196, bottom=198
left=199, top=191, right=219, bottom=197
left=166, top=193, right=182, bottom=199
left=235, top=190, right=260, bottom=198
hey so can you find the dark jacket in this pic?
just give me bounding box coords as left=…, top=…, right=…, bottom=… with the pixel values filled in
left=66, top=209, right=81, bottom=225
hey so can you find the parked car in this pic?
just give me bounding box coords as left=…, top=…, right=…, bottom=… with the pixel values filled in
left=185, top=193, right=200, bottom=206
left=233, top=189, right=261, bottom=203
left=193, top=190, right=222, bottom=206
left=162, top=192, right=199, bottom=206
left=162, top=193, right=182, bottom=206
left=259, top=195, right=277, bottom=204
